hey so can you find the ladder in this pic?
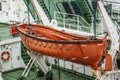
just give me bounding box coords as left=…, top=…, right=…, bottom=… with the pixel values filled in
left=83, top=0, right=94, bottom=21
left=112, top=6, right=120, bottom=23
left=37, top=0, right=51, bottom=20
left=21, top=43, right=30, bottom=65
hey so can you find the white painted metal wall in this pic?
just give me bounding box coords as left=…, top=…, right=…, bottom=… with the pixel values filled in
left=0, top=0, right=34, bottom=23
left=0, top=37, right=25, bottom=72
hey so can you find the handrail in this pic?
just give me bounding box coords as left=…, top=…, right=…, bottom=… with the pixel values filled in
left=54, top=11, right=92, bottom=33
left=57, top=21, right=91, bottom=33
left=54, top=11, right=91, bottom=26
left=102, top=1, right=120, bottom=4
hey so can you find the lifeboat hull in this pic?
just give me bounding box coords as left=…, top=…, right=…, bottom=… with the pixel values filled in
left=17, top=24, right=108, bottom=70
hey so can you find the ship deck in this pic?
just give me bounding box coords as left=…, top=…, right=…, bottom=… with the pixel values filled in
left=3, top=66, right=95, bottom=80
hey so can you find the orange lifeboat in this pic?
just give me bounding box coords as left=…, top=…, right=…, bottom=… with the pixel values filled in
left=17, top=23, right=112, bottom=71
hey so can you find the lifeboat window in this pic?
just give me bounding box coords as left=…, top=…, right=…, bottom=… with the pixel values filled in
left=0, top=2, right=1, bottom=11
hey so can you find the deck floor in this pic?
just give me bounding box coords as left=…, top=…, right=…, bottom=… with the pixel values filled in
left=3, top=67, right=92, bottom=80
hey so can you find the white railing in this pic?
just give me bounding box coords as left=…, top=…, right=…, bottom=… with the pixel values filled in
left=91, top=17, right=105, bottom=35
left=112, top=7, right=120, bottom=22
left=54, top=11, right=92, bottom=34
left=102, top=0, right=120, bottom=22
left=53, top=11, right=105, bottom=36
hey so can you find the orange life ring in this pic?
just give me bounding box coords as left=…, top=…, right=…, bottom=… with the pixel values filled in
left=1, top=51, right=10, bottom=61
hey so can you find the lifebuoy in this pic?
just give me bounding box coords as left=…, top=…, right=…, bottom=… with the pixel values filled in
left=1, top=51, right=10, bottom=61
